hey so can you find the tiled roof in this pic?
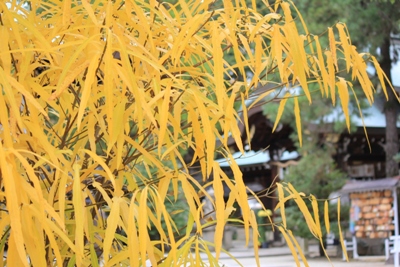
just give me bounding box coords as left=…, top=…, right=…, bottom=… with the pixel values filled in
left=215, top=150, right=299, bottom=167
left=340, top=176, right=400, bottom=194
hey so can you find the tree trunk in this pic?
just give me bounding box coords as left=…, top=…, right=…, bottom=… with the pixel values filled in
left=381, top=37, right=399, bottom=177
left=386, top=107, right=399, bottom=177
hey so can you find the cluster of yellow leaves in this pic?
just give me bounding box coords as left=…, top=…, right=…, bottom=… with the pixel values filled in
left=275, top=183, right=347, bottom=265
left=0, top=0, right=393, bottom=266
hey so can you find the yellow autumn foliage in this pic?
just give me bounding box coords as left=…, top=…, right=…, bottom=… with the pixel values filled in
left=0, top=0, right=394, bottom=266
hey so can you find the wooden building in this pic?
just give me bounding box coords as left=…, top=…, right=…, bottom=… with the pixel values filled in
left=215, top=100, right=400, bottom=247
left=341, top=177, right=400, bottom=239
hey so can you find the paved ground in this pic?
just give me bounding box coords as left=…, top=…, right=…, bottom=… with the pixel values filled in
left=206, top=241, right=391, bottom=267
left=217, top=253, right=388, bottom=267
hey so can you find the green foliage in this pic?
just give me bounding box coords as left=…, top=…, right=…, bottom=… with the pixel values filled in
left=283, top=146, right=347, bottom=239
left=294, top=0, right=400, bottom=52
left=262, top=84, right=351, bottom=240
left=148, top=183, right=190, bottom=242
left=263, top=84, right=365, bottom=138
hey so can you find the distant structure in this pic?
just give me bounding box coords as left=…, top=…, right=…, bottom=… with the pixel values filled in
left=215, top=97, right=400, bottom=247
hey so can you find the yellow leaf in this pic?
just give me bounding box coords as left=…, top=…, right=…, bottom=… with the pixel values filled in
left=277, top=182, right=288, bottom=228
left=287, top=183, right=318, bottom=238
left=371, top=55, right=394, bottom=101
left=324, top=200, right=330, bottom=235
left=80, top=0, right=99, bottom=25
left=107, top=250, right=130, bottom=266
left=325, top=51, right=336, bottom=105
left=7, top=232, right=27, bottom=267
left=254, top=35, right=263, bottom=79
left=278, top=226, right=301, bottom=267
left=128, top=192, right=140, bottom=267
left=337, top=77, right=350, bottom=130
left=45, top=215, right=79, bottom=259
left=272, top=92, right=290, bottom=132
left=51, top=60, right=90, bottom=100
left=138, top=187, right=150, bottom=265
left=27, top=204, right=65, bottom=266
left=179, top=174, right=203, bottom=235
left=62, top=0, right=72, bottom=26
left=0, top=147, right=27, bottom=267
left=288, top=229, right=309, bottom=267
left=20, top=206, right=45, bottom=267
left=213, top=162, right=225, bottom=260
left=103, top=197, right=122, bottom=265
left=0, top=70, right=24, bottom=129
left=338, top=198, right=348, bottom=261
left=314, top=36, right=329, bottom=96
left=350, top=86, right=372, bottom=152
left=310, top=195, right=321, bottom=237
left=157, top=79, right=172, bottom=154
left=193, top=94, right=214, bottom=177
left=294, top=97, right=302, bottom=147
left=86, top=209, right=100, bottom=267
left=271, top=25, right=285, bottom=83
left=225, top=152, right=252, bottom=243
left=336, top=23, right=352, bottom=72
left=111, top=99, right=127, bottom=169
left=72, top=163, right=84, bottom=266
left=281, top=2, right=310, bottom=102
left=250, top=211, right=261, bottom=267
left=49, top=31, right=102, bottom=100
left=0, top=26, right=11, bottom=74
left=91, top=181, right=113, bottom=207
left=328, top=27, right=338, bottom=71
left=124, top=136, right=166, bottom=176
left=213, top=23, right=225, bottom=109
left=82, top=149, right=116, bottom=187
left=77, top=55, right=99, bottom=129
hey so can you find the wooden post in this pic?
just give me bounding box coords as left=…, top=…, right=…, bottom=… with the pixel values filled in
left=393, top=188, right=399, bottom=236
left=390, top=235, right=400, bottom=267
left=393, top=188, right=399, bottom=267
left=352, top=236, right=359, bottom=259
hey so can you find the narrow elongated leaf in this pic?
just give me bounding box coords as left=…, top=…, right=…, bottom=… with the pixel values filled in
left=328, top=27, right=338, bottom=71
left=103, top=198, right=122, bottom=265
left=138, top=188, right=150, bottom=265
left=278, top=226, right=301, bottom=267
left=314, top=36, right=329, bottom=96
left=128, top=192, right=140, bottom=267
left=250, top=211, right=261, bottom=267
left=288, top=229, right=309, bottom=267
left=272, top=92, right=290, bottom=132
left=62, top=0, right=72, bottom=26
left=371, top=55, right=390, bottom=100
left=0, top=148, right=27, bottom=267
left=281, top=2, right=310, bottom=102
left=287, top=183, right=318, bottom=238
left=336, top=23, right=352, bottom=72
left=337, top=77, right=350, bottom=130
left=325, top=51, right=336, bottom=105
left=293, top=97, right=302, bottom=147
left=0, top=26, right=11, bottom=74
left=213, top=162, right=225, bottom=260
left=276, top=183, right=286, bottom=228
left=338, top=198, right=348, bottom=261
left=77, top=55, right=99, bottom=129
left=310, top=195, right=321, bottom=237
left=0, top=0, right=393, bottom=265
left=82, top=149, right=116, bottom=187
left=72, top=163, right=84, bottom=266
left=324, top=200, right=330, bottom=235
left=213, top=23, right=225, bottom=109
